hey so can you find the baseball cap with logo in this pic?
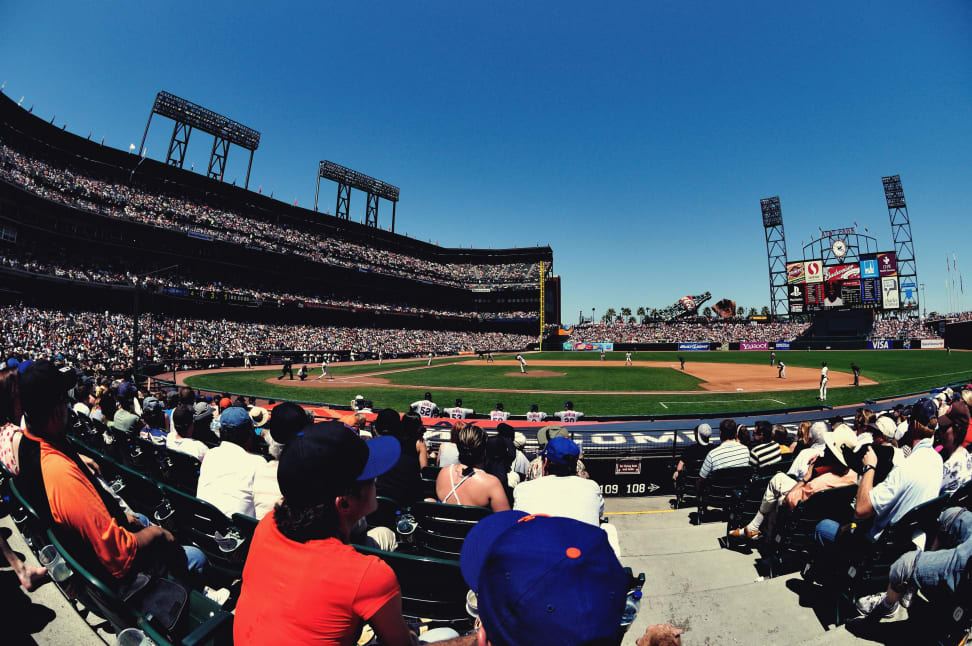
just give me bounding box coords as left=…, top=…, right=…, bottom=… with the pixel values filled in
left=910, top=398, right=939, bottom=427
left=277, top=421, right=400, bottom=505
left=460, top=511, right=628, bottom=646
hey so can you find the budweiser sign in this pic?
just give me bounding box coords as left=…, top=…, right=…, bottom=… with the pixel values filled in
left=825, top=264, right=860, bottom=282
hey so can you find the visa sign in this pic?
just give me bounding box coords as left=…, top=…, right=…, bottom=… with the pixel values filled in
left=869, top=340, right=892, bottom=350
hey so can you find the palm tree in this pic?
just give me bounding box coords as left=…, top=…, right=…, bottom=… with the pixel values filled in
left=748, top=307, right=758, bottom=317
left=620, top=307, right=632, bottom=322
left=760, top=305, right=771, bottom=316
left=602, top=308, right=617, bottom=323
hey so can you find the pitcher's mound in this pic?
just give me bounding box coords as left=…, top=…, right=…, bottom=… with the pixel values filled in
left=505, top=370, right=565, bottom=378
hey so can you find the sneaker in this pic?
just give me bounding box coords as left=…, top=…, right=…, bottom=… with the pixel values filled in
left=855, top=593, right=900, bottom=620
left=728, top=527, right=761, bottom=541
left=203, top=586, right=231, bottom=607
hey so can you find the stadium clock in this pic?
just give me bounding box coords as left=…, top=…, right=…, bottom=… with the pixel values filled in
left=831, top=239, right=848, bottom=259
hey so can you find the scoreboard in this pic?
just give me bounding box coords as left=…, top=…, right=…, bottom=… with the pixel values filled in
left=787, top=252, right=905, bottom=313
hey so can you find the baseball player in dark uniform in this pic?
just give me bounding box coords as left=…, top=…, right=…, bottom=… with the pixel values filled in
left=277, top=356, right=294, bottom=380
left=679, top=355, right=685, bottom=370
left=851, top=362, right=861, bottom=387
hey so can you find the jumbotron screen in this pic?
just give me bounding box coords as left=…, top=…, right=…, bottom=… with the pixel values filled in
left=786, top=253, right=915, bottom=313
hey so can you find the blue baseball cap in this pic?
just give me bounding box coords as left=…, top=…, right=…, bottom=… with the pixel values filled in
left=17, top=359, right=34, bottom=374
left=910, top=397, right=939, bottom=427
left=219, top=406, right=253, bottom=433
left=118, top=381, right=137, bottom=399
left=6, top=358, right=19, bottom=368
left=544, top=436, right=580, bottom=466
left=460, top=511, right=628, bottom=646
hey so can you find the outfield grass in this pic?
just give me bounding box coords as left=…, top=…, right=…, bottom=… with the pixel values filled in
left=183, top=350, right=972, bottom=416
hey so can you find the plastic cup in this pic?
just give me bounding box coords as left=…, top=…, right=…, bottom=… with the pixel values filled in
left=116, top=627, right=149, bottom=646
left=465, top=589, right=478, bottom=618
left=49, top=560, right=73, bottom=583
left=38, top=545, right=61, bottom=567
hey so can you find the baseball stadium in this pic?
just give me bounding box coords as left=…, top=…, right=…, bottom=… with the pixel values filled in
left=2, top=5, right=972, bottom=646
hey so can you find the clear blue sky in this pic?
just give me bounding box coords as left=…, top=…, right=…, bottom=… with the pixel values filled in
left=3, top=1, right=970, bottom=322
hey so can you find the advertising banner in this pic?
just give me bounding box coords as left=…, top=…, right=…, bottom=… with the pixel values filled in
left=900, top=280, right=918, bottom=309
left=882, top=277, right=900, bottom=309
left=804, top=260, right=824, bottom=284
left=921, top=339, right=945, bottom=349
left=566, top=342, right=614, bottom=351
left=869, top=340, right=893, bottom=350
left=678, top=342, right=710, bottom=352
left=787, top=262, right=806, bottom=284
left=860, top=258, right=879, bottom=279
left=775, top=342, right=791, bottom=350
left=740, top=342, right=769, bottom=351
left=787, top=283, right=805, bottom=313
left=826, top=264, right=861, bottom=282
left=878, top=252, right=897, bottom=277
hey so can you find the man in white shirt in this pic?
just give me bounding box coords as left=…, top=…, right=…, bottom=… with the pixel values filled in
left=554, top=401, right=583, bottom=423
left=514, top=436, right=619, bottom=556
left=443, top=398, right=474, bottom=420
left=526, top=404, right=547, bottom=422
left=251, top=402, right=307, bottom=519
left=410, top=392, right=439, bottom=418
left=166, top=405, right=209, bottom=461
left=515, top=354, right=528, bottom=373
left=819, top=362, right=829, bottom=401
left=196, top=407, right=267, bottom=519
left=490, top=402, right=510, bottom=422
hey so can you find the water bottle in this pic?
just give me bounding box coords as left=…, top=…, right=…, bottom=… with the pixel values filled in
left=620, top=590, right=642, bottom=629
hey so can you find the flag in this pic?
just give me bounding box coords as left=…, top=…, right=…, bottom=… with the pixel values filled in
left=258, top=186, right=262, bottom=194
left=100, top=136, right=105, bottom=145
left=87, top=130, right=91, bottom=140
left=962, top=274, right=965, bottom=294
left=50, top=115, right=55, bottom=124
left=293, top=198, right=298, bottom=206
left=953, top=253, right=957, bottom=271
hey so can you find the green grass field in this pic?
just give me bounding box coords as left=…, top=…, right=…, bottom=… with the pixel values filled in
left=183, top=350, right=972, bottom=416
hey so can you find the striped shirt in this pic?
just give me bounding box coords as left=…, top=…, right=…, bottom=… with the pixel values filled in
left=699, top=441, right=751, bottom=478
left=749, top=442, right=782, bottom=468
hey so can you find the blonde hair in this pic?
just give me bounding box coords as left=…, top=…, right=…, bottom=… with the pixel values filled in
left=797, top=421, right=812, bottom=445
left=962, top=390, right=972, bottom=407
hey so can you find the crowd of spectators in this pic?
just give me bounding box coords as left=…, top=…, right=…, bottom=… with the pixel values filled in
left=870, top=316, right=940, bottom=340
left=0, top=247, right=538, bottom=321
left=568, top=319, right=812, bottom=343
left=1, top=305, right=536, bottom=374
left=0, top=143, right=547, bottom=289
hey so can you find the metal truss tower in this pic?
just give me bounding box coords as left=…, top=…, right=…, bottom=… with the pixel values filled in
left=761, top=196, right=789, bottom=318
left=316, top=161, right=400, bottom=230
left=140, top=91, right=261, bottom=188
left=882, top=175, right=919, bottom=312
left=539, top=261, right=546, bottom=351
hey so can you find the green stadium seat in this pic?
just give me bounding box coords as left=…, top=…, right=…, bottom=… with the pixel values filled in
left=409, top=500, right=491, bottom=559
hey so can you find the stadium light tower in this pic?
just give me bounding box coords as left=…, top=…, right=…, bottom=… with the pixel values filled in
left=138, top=91, right=261, bottom=189
left=883, top=175, right=919, bottom=314
left=760, top=196, right=788, bottom=319
left=315, top=161, right=400, bottom=231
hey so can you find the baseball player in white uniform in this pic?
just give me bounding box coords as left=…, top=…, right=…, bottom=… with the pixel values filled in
left=316, top=355, right=333, bottom=380
left=490, top=403, right=510, bottom=422
left=526, top=404, right=547, bottom=422
left=377, top=348, right=383, bottom=366
left=244, top=352, right=252, bottom=369
left=443, top=398, right=474, bottom=420
left=819, top=362, right=829, bottom=400
left=410, top=392, right=439, bottom=418
left=625, top=352, right=632, bottom=366
left=778, top=361, right=786, bottom=379
left=515, top=354, right=528, bottom=373
left=427, top=351, right=434, bottom=366
left=555, top=401, right=584, bottom=423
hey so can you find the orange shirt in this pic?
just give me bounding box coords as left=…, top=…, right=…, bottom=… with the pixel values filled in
left=234, top=512, right=400, bottom=646
left=28, top=432, right=138, bottom=578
